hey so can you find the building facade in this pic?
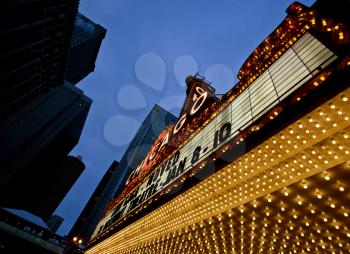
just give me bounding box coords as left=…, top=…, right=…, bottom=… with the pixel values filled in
left=34, top=155, right=86, bottom=221
left=0, top=0, right=79, bottom=121
left=65, top=13, right=107, bottom=85
left=46, top=215, right=64, bottom=233
left=86, top=1, right=350, bottom=253
left=111, top=105, right=178, bottom=199
left=0, top=82, right=91, bottom=220
left=68, top=161, right=119, bottom=244
left=70, top=105, right=177, bottom=243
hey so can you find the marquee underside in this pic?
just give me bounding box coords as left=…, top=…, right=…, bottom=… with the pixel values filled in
left=86, top=86, right=350, bottom=254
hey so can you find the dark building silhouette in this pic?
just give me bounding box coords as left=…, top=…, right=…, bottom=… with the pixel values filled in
left=0, top=0, right=104, bottom=226
left=0, top=0, right=79, bottom=121
left=31, top=155, right=85, bottom=220
left=71, top=105, right=177, bottom=243
left=0, top=82, right=91, bottom=220
left=68, top=161, right=119, bottom=243
left=46, top=215, right=64, bottom=233
left=65, top=13, right=107, bottom=84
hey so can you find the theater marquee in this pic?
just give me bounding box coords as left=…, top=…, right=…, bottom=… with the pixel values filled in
left=92, top=30, right=338, bottom=239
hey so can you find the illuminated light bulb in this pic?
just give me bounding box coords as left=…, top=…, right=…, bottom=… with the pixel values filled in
left=339, top=186, right=345, bottom=192
left=339, top=32, right=344, bottom=40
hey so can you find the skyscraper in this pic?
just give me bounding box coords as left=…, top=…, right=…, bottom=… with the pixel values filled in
left=0, top=82, right=91, bottom=220
left=30, top=155, right=86, bottom=220
left=70, top=105, right=177, bottom=242
left=68, top=161, right=119, bottom=243
left=65, top=13, right=107, bottom=85
left=111, top=105, right=178, bottom=199
left=46, top=215, right=64, bottom=233
left=0, top=0, right=102, bottom=226
left=0, top=0, right=79, bottom=121
left=86, top=1, right=350, bottom=253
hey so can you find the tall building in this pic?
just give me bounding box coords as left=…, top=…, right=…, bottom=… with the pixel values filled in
left=30, top=155, right=86, bottom=220
left=65, top=13, right=107, bottom=84
left=86, top=1, right=350, bottom=253
left=0, top=82, right=91, bottom=220
left=0, top=0, right=79, bottom=121
left=68, top=161, right=119, bottom=244
left=70, top=105, right=177, bottom=243
left=46, top=215, right=64, bottom=233
left=111, top=105, right=178, bottom=199
left=0, top=0, right=101, bottom=227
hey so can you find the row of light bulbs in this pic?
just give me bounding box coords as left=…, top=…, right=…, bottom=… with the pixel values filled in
left=86, top=89, right=349, bottom=254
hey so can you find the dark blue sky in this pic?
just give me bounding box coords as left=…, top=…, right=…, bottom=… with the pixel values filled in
left=55, top=0, right=315, bottom=236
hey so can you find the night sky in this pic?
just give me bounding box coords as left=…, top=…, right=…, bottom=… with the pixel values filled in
left=54, top=0, right=315, bottom=236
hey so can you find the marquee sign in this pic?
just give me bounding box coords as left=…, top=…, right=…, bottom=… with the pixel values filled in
left=92, top=6, right=339, bottom=238
left=123, top=76, right=217, bottom=191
